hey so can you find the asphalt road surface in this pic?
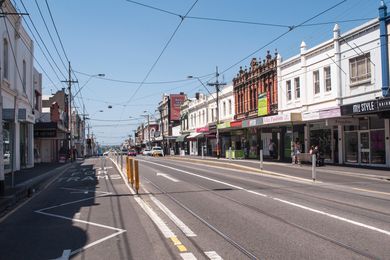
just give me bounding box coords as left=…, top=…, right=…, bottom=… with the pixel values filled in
left=1, top=155, right=390, bottom=260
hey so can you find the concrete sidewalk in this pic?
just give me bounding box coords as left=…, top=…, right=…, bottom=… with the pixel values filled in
left=168, top=155, right=390, bottom=180
left=0, top=162, right=74, bottom=218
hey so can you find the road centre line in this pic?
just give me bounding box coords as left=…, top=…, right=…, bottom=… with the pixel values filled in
left=157, top=172, right=180, bottom=182
left=165, top=157, right=317, bottom=184
left=142, top=160, right=390, bottom=237
left=167, top=158, right=390, bottom=200
left=352, top=187, right=390, bottom=196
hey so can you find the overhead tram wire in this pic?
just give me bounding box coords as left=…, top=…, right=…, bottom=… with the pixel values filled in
left=219, top=0, right=347, bottom=76
left=17, top=0, right=67, bottom=86
left=45, top=0, right=69, bottom=62
left=3, top=13, right=59, bottom=91
left=74, top=70, right=212, bottom=85
left=122, top=0, right=199, bottom=107
left=34, top=0, right=67, bottom=72
left=2, top=12, right=34, bottom=109
left=19, top=0, right=67, bottom=80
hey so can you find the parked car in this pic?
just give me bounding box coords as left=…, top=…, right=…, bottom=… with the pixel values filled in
left=121, top=149, right=128, bottom=155
left=103, top=151, right=109, bottom=156
left=151, top=146, right=164, bottom=157
left=127, top=149, right=137, bottom=156
left=142, top=149, right=152, bottom=156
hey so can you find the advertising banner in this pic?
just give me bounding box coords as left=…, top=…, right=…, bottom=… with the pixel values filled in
left=170, top=94, right=186, bottom=121
left=258, top=93, right=268, bottom=116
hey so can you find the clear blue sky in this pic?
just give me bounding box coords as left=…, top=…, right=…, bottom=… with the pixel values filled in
left=19, top=0, right=380, bottom=145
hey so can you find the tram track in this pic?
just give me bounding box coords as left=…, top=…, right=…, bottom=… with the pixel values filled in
left=143, top=173, right=380, bottom=260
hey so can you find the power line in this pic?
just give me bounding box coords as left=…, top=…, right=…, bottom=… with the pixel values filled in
left=123, top=0, right=199, bottom=107
left=186, top=16, right=291, bottom=28
left=17, top=0, right=66, bottom=85
left=45, top=0, right=69, bottom=62
left=19, top=0, right=67, bottom=80
left=2, top=11, right=34, bottom=109
left=125, top=0, right=181, bottom=18
left=34, top=0, right=67, bottom=72
left=220, top=0, right=347, bottom=75
left=3, top=13, right=59, bottom=91
left=74, top=70, right=212, bottom=85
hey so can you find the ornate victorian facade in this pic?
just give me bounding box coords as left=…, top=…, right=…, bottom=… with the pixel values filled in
left=233, top=51, right=278, bottom=120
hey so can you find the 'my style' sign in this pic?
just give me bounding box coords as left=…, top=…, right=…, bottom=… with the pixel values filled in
left=341, top=98, right=390, bottom=115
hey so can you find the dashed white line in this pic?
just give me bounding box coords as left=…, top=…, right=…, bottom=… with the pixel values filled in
left=145, top=187, right=196, bottom=237
left=141, top=160, right=390, bottom=238
left=180, top=252, right=197, bottom=260
left=205, top=251, right=223, bottom=260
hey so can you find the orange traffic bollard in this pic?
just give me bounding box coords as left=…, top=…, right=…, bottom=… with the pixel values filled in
left=129, top=157, right=134, bottom=186
left=134, top=160, right=139, bottom=194
left=126, top=157, right=130, bottom=180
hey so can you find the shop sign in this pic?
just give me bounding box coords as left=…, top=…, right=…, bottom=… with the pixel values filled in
left=258, top=93, right=268, bottom=116
left=208, top=123, right=217, bottom=132
left=340, top=98, right=390, bottom=115
left=34, top=130, right=57, bottom=138
left=170, top=94, right=186, bottom=121
left=302, top=111, right=320, bottom=121
left=231, top=130, right=244, bottom=136
left=242, top=117, right=263, bottom=128
left=378, top=98, right=390, bottom=111
left=263, top=113, right=291, bottom=124
left=230, top=120, right=242, bottom=128
left=217, top=121, right=231, bottom=129
left=326, top=118, right=359, bottom=126
left=196, top=127, right=209, bottom=133
left=263, top=113, right=301, bottom=125
left=319, top=107, right=340, bottom=118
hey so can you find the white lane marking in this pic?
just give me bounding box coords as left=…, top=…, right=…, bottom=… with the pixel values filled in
left=167, top=158, right=316, bottom=184
left=144, top=187, right=196, bottom=237
left=352, top=187, right=390, bottom=196
left=110, top=158, right=176, bottom=238
left=134, top=196, right=175, bottom=238
left=205, top=251, right=223, bottom=260
left=156, top=172, right=180, bottom=182
left=180, top=252, right=197, bottom=260
left=53, top=249, right=71, bottom=260
left=35, top=209, right=126, bottom=256
left=273, top=197, right=390, bottom=236
left=141, top=160, right=390, bottom=237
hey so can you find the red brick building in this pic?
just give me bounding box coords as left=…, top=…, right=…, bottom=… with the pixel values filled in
left=233, top=51, right=278, bottom=120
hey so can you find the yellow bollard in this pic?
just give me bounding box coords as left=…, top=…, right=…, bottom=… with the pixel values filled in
left=126, top=157, right=130, bottom=180
left=129, top=157, right=134, bottom=186
left=134, top=160, right=139, bottom=194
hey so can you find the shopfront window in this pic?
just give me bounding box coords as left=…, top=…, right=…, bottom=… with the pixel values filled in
left=3, top=122, right=12, bottom=170
left=345, top=132, right=358, bottom=163
left=370, top=130, right=385, bottom=164
left=310, top=128, right=332, bottom=160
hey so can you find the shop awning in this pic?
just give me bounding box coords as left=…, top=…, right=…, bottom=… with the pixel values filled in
left=187, top=132, right=204, bottom=140
left=176, top=134, right=189, bottom=142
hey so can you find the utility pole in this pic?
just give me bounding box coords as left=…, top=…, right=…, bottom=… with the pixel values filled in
left=147, top=114, right=151, bottom=149
left=62, top=62, right=78, bottom=161
left=208, top=66, right=226, bottom=159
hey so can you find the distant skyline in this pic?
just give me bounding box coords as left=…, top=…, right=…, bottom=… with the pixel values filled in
left=19, top=0, right=380, bottom=144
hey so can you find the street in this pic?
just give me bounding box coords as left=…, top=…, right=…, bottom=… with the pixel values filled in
left=1, top=156, right=390, bottom=259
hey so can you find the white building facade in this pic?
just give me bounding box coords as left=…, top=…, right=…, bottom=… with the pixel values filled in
left=184, top=85, right=235, bottom=156
left=1, top=1, right=35, bottom=173
left=278, top=18, right=390, bottom=167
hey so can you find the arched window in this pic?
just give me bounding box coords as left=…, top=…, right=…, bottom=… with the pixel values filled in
left=3, top=39, right=9, bottom=79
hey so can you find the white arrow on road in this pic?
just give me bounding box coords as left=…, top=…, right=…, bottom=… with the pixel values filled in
left=156, top=173, right=179, bottom=182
